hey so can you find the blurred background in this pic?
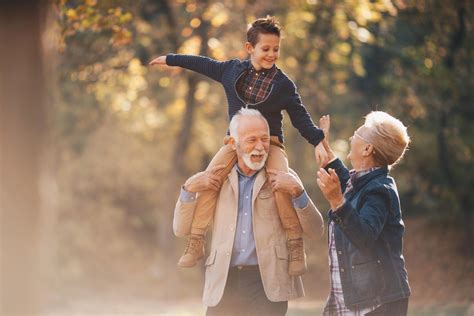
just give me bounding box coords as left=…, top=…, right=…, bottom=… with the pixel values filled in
left=1, top=0, right=473, bottom=315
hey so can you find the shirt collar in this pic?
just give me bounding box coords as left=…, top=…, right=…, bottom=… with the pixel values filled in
left=349, top=167, right=381, bottom=184
left=248, top=63, right=276, bottom=75
left=236, top=164, right=259, bottom=179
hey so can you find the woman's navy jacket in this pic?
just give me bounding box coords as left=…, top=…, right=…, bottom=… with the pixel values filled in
left=326, top=158, right=411, bottom=309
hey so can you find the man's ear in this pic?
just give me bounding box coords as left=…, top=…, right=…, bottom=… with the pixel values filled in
left=245, top=42, right=253, bottom=54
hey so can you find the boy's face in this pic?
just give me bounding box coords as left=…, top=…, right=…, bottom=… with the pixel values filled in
left=246, top=33, right=280, bottom=71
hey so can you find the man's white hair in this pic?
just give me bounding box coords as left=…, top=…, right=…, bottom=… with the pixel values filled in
left=229, top=108, right=267, bottom=142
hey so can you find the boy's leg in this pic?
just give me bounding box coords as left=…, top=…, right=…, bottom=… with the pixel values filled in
left=266, top=137, right=306, bottom=276
left=191, top=137, right=237, bottom=234
left=178, top=137, right=236, bottom=267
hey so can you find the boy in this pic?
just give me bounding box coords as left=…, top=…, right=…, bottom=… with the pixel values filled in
left=150, top=16, right=327, bottom=276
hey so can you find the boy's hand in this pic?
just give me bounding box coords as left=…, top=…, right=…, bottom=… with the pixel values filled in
left=315, top=143, right=329, bottom=167
left=267, top=169, right=304, bottom=198
left=183, top=165, right=226, bottom=193
left=149, top=56, right=167, bottom=66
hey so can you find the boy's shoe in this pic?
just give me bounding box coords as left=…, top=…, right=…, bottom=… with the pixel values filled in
left=178, top=234, right=205, bottom=268
left=288, top=238, right=307, bottom=276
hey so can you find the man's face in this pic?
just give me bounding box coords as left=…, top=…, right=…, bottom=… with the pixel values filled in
left=246, top=33, right=280, bottom=71
left=234, top=117, right=270, bottom=172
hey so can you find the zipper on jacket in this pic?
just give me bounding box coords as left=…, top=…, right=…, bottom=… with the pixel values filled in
left=233, top=68, right=275, bottom=109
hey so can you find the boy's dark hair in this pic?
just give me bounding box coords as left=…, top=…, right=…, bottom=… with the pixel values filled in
left=247, top=16, right=281, bottom=47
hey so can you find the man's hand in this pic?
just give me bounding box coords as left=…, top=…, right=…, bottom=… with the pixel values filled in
left=316, top=168, right=344, bottom=210
left=149, top=56, right=167, bottom=66
left=183, top=165, right=226, bottom=193
left=267, top=169, right=304, bottom=198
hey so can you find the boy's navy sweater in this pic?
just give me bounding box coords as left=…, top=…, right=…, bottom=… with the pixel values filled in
left=166, top=54, right=324, bottom=146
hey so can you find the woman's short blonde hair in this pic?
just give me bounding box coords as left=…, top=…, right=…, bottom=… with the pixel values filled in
left=363, top=111, right=410, bottom=167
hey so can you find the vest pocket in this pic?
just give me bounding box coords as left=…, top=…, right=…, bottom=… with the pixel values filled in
left=275, top=244, right=288, bottom=261
left=205, top=249, right=217, bottom=267
left=256, top=189, right=278, bottom=219
left=351, top=260, right=384, bottom=299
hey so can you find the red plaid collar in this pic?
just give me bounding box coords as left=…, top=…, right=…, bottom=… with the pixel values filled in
left=236, top=64, right=277, bottom=105
left=345, top=167, right=380, bottom=194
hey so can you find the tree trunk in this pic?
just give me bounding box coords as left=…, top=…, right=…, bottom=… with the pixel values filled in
left=173, top=1, right=211, bottom=174
left=0, top=1, right=48, bottom=313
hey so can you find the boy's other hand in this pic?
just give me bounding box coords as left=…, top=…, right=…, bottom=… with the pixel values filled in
left=149, top=56, right=167, bottom=66
left=267, top=169, right=304, bottom=198
left=315, top=143, right=329, bottom=167
left=183, top=165, right=226, bottom=193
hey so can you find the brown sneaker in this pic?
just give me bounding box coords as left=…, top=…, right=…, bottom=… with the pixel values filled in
left=288, top=238, right=307, bottom=276
left=178, top=234, right=205, bottom=268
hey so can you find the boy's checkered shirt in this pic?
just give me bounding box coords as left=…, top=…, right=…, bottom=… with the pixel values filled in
left=235, top=64, right=277, bottom=105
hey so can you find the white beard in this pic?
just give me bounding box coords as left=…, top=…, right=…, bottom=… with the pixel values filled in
left=241, top=149, right=268, bottom=171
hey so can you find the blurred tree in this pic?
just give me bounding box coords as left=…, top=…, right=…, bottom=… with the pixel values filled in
left=1, top=1, right=48, bottom=313
left=52, top=0, right=474, bottom=278
left=368, top=0, right=474, bottom=254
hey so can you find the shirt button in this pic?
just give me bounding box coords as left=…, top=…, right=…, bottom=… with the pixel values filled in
left=230, top=227, right=234, bottom=232
left=244, top=213, right=248, bottom=216
left=340, top=268, right=345, bottom=272
left=242, top=230, right=246, bottom=234
left=242, top=249, right=245, bottom=252
left=338, top=251, right=342, bottom=255
left=226, top=252, right=230, bottom=256
left=245, top=196, right=249, bottom=199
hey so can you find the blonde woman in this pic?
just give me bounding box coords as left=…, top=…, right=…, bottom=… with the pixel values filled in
left=317, top=112, right=411, bottom=315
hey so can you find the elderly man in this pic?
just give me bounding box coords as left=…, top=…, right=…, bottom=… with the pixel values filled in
left=173, top=108, right=324, bottom=315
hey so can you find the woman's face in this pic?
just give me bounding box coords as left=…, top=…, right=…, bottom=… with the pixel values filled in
left=347, top=126, right=373, bottom=171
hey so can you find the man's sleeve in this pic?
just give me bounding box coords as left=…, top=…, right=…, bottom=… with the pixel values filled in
left=180, top=186, right=197, bottom=203
left=294, top=192, right=324, bottom=239
left=173, top=186, right=197, bottom=238
left=292, top=190, right=309, bottom=209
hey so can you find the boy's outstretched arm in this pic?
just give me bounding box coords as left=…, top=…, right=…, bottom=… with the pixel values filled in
left=149, top=56, right=167, bottom=66
left=149, top=54, right=232, bottom=82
